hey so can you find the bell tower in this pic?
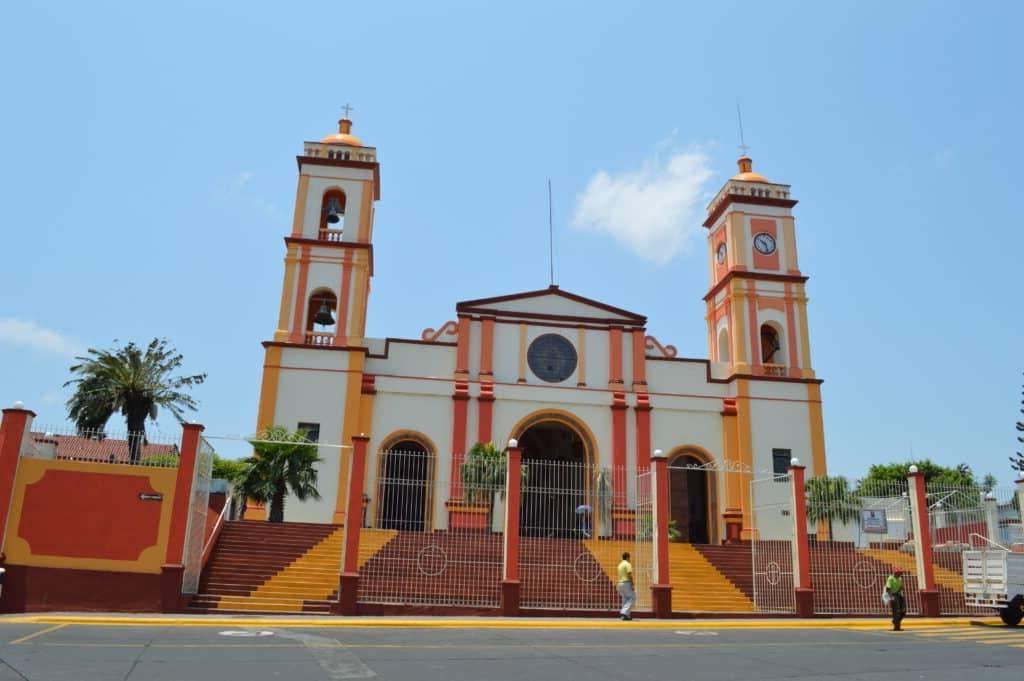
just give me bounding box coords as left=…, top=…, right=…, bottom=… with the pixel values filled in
left=270, top=110, right=381, bottom=351
left=703, top=156, right=814, bottom=379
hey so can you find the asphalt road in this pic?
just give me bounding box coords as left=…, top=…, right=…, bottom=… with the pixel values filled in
left=0, top=621, right=1021, bottom=680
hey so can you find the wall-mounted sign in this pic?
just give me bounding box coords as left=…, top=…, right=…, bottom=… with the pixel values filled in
left=138, top=493, right=163, bottom=501
left=861, top=509, right=888, bottom=534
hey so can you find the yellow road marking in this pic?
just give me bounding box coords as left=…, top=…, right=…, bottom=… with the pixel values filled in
left=34, top=640, right=897, bottom=650
left=0, top=616, right=996, bottom=630
left=9, top=623, right=68, bottom=645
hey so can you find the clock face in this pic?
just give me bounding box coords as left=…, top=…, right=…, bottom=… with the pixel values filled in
left=716, top=242, right=727, bottom=264
left=753, top=233, right=777, bottom=255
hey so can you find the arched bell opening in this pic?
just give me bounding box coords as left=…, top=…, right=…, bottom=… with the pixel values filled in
left=319, top=190, right=347, bottom=239
left=305, top=289, right=338, bottom=345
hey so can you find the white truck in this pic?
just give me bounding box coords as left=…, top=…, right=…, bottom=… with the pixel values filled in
left=963, top=549, right=1024, bottom=626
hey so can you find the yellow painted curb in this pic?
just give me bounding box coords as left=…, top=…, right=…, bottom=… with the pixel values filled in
left=0, top=615, right=998, bottom=630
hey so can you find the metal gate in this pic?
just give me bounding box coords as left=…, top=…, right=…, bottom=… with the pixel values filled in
left=182, top=436, right=214, bottom=594
left=357, top=448, right=503, bottom=608
left=750, top=475, right=795, bottom=613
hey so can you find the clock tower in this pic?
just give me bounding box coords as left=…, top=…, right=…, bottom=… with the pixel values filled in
left=703, top=156, right=814, bottom=380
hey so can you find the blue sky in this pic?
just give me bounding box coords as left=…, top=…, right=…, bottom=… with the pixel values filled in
left=1, top=1, right=1021, bottom=482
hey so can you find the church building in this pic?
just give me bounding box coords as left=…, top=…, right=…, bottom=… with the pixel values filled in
left=251, top=114, right=828, bottom=544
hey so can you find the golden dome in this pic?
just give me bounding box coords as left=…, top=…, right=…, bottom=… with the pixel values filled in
left=321, top=118, right=364, bottom=146
left=731, top=155, right=767, bottom=182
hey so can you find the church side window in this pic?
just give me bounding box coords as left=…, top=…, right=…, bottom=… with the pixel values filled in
left=772, top=448, right=792, bottom=480
left=297, top=422, right=320, bottom=443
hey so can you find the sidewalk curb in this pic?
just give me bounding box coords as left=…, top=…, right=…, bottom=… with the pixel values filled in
left=0, top=615, right=998, bottom=630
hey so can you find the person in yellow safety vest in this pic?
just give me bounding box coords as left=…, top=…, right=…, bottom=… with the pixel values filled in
left=885, top=569, right=907, bottom=631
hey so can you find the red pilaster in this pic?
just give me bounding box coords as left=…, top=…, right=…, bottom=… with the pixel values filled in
left=651, top=449, right=673, bottom=617
left=611, top=392, right=627, bottom=506
left=164, top=423, right=203, bottom=566
left=634, top=394, right=652, bottom=474
left=455, top=316, right=471, bottom=376
left=337, top=435, right=369, bottom=615
left=789, top=462, right=814, bottom=616
left=477, top=383, right=495, bottom=445
left=502, top=443, right=522, bottom=615
left=608, top=327, right=624, bottom=386
left=0, top=407, right=34, bottom=553
left=908, top=469, right=940, bottom=616
left=449, top=380, right=470, bottom=500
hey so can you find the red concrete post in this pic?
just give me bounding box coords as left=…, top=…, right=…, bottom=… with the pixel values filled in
left=337, top=435, right=369, bottom=615
left=650, top=449, right=673, bottom=617
left=788, top=461, right=814, bottom=616
left=165, top=423, right=203, bottom=566
left=162, top=422, right=203, bottom=612
left=501, top=441, right=522, bottom=616
left=0, top=404, right=35, bottom=556
left=907, top=467, right=940, bottom=616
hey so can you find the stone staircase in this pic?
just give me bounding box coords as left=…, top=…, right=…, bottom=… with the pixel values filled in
left=669, top=543, right=754, bottom=612
left=189, top=521, right=395, bottom=614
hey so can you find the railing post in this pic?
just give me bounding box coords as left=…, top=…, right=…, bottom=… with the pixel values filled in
left=907, top=466, right=940, bottom=616
left=501, top=440, right=522, bottom=616
left=984, top=492, right=1000, bottom=544
left=337, top=435, right=369, bottom=615
left=0, top=403, right=35, bottom=557
left=650, top=449, right=672, bottom=617
left=162, top=422, right=203, bottom=613
left=788, top=460, right=814, bottom=617
left=1016, top=478, right=1024, bottom=532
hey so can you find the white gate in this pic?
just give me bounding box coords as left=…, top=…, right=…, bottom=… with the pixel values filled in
left=182, top=436, right=214, bottom=594
left=750, top=475, right=795, bottom=613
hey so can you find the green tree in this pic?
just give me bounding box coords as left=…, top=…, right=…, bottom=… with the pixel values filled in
left=235, top=426, right=322, bottom=523
left=65, top=339, right=205, bottom=463
left=805, top=475, right=862, bottom=540
left=859, top=459, right=977, bottom=488
left=212, top=454, right=246, bottom=481
left=1011, top=373, right=1024, bottom=475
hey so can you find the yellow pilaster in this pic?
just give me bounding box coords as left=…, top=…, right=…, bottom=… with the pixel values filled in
left=795, top=283, right=815, bottom=378
left=255, top=346, right=283, bottom=432
left=291, top=175, right=310, bottom=236
left=348, top=252, right=370, bottom=343
left=781, top=216, right=798, bottom=272
left=275, top=245, right=299, bottom=341
left=735, top=379, right=755, bottom=528
left=334, top=351, right=366, bottom=524
left=727, top=212, right=746, bottom=269
left=806, top=383, right=827, bottom=478
left=358, top=180, right=374, bottom=243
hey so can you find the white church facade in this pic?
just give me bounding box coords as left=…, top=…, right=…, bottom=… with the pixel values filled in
left=250, top=114, right=828, bottom=544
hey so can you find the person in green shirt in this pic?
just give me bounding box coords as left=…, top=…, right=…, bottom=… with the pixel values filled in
left=885, top=569, right=906, bottom=631
left=617, top=552, right=635, bottom=621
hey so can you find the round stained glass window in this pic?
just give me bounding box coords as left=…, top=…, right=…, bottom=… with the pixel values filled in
left=527, top=334, right=578, bottom=383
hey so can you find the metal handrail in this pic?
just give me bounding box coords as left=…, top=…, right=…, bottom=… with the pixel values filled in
left=968, top=532, right=1009, bottom=552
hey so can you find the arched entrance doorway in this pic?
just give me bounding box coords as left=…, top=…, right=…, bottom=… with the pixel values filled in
left=517, top=420, right=588, bottom=537
left=377, top=440, right=434, bottom=532
left=669, top=453, right=712, bottom=544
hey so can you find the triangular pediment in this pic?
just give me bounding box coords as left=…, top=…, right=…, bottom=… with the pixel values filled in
left=456, top=286, right=646, bottom=326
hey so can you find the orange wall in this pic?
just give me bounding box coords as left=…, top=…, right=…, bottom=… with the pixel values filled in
left=3, top=458, right=178, bottom=574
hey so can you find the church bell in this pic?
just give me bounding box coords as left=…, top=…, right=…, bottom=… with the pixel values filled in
left=325, top=196, right=344, bottom=224
left=313, top=301, right=335, bottom=327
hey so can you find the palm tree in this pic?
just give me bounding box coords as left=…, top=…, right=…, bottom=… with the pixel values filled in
left=805, top=475, right=862, bottom=541
left=236, top=426, right=322, bottom=523
left=65, top=339, right=206, bottom=463
left=460, top=442, right=507, bottom=529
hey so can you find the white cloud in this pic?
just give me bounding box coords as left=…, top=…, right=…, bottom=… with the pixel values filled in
left=571, top=148, right=714, bottom=264
left=215, top=170, right=281, bottom=220
left=0, top=319, right=82, bottom=358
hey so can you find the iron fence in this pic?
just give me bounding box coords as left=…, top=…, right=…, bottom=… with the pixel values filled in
left=23, top=426, right=181, bottom=467
left=357, top=448, right=503, bottom=608
left=750, top=475, right=795, bottom=613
